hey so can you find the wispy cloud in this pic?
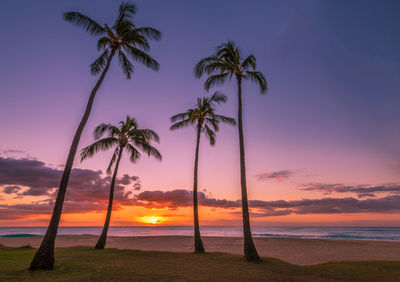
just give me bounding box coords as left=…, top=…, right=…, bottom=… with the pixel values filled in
left=299, top=183, right=400, bottom=198
left=255, top=170, right=296, bottom=181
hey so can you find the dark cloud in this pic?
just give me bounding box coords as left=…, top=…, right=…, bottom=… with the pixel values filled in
left=131, top=190, right=240, bottom=210
left=0, top=157, right=140, bottom=219
left=130, top=190, right=400, bottom=217
left=2, top=187, right=400, bottom=220
left=3, top=185, right=22, bottom=194
left=300, top=183, right=400, bottom=198
left=2, top=157, right=400, bottom=221
left=0, top=157, right=60, bottom=195
left=0, top=157, right=140, bottom=200
left=255, top=170, right=295, bottom=181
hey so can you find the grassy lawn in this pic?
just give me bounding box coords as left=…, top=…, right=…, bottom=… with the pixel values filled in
left=1, top=245, right=399, bottom=281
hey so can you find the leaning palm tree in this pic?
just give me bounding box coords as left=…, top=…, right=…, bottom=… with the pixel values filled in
left=170, top=92, right=235, bottom=253
left=81, top=115, right=161, bottom=249
left=194, top=41, right=267, bottom=261
left=30, top=2, right=161, bottom=270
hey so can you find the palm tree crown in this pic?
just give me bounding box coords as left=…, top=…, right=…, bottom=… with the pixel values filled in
left=170, top=92, right=236, bottom=144
left=64, top=2, right=161, bottom=78
left=194, top=41, right=267, bottom=92
left=81, top=115, right=161, bottom=169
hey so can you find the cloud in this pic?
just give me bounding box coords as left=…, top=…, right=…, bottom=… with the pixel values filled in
left=130, top=190, right=400, bottom=217
left=0, top=157, right=140, bottom=199
left=300, top=183, right=400, bottom=198
left=1, top=149, right=25, bottom=155
left=250, top=195, right=400, bottom=216
left=0, top=157, right=63, bottom=196
left=131, top=190, right=240, bottom=210
left=2, top=156, right=400, bottom=221
left=3, top=185, right=22, bottom=194
left=0, top=200, right=108, bottom=220
left=2, top=187, right=400, bottom=220
left=0, top=157, right=140, bottom=219
left=255, top=170, right=295, bottom=181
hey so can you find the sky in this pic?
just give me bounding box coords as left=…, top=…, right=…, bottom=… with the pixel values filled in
left=1, top=0, right=400, bottom=227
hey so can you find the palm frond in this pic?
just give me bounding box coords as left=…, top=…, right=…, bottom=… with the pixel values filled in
left=215, top=114, right=236, bottom=125
left=194, top=56, right=217, bottom=78
left=80, top=137, right=118, bottom=161
left=204, top=72, right=229, bottom=91
left=104, top=24, right=114, bottom=38
left=120, top=2, right=136, bottom=17
left=90, top=49, right=110, bottom=75
left=116, top=20, right=135, bottom=35
left=123, top=45, right=159, bottom=71
left=118, top=50, right=134, bottom=79
left=131, top=129, right=160, bottom=143
left=204, top=124, right=216, bottom=146
left=134, top=142, right=162, bottom=160
left=216, top=41, right=239, bottom=61
left=204, top=61, right=231, bottom=75
left=205, top=117, right=219, bottom=132
left=170, top=119, right=192, bottom=131
left=125, top=143, right=141, bottom=163
left=244, top=71, right=268, bottom=94
left=115, top=2, right=136, bottom=29
left=94, top=123, right=120, bottom=139
left=209, top=92, right=227, bottom=104
left=122, top=31, right=150, bottom=50
left=97, top=37, right=111, bottom=50
left=123, top=115, right=138, bottom=130
left=241, top=55, right=256, bottom=70
left=170, top=112, right=190, bottom=122
left=63, top=12, right=105, bottom=36
left=106, top=147, right=119, bottom=174
left=135, top=27, right=162, bottom=41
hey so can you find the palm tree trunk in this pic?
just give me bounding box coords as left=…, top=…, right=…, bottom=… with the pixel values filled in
left=95, top=146, right=123, bottom=249
left=29, top=49, right=117, bottom=271
left=193, top=125, right=205, bottom=253
left=237, top=75, right=260, bottom=262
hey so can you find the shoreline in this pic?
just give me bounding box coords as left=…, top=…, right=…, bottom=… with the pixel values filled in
left=1, top=235, right=400, bottom=265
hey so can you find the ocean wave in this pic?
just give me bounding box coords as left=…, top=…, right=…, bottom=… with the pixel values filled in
left=1, top=234, right=40, bottom=237
left=254, top=232, right=400, bottom=240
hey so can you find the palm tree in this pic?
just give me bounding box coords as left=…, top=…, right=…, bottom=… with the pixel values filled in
left=29, top=2, right=161, bottom=270
left=81, top=116, right=161, bottom=249
left=170, top=92, right=235, bottom=253
left=194, top=41, right=267, bottom=262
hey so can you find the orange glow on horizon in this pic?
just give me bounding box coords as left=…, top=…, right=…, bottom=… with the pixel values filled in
left=136, top=216, right=166, bottom=225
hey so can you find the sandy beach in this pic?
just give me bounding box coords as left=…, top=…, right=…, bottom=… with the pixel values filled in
left=1, top=235, right=400, bottom=265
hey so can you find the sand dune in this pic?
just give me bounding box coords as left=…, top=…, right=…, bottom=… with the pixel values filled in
left=1, top=235, right=400, bottom=265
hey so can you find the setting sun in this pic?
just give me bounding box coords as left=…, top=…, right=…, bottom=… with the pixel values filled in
left=137, top=216, right=166, bottom=225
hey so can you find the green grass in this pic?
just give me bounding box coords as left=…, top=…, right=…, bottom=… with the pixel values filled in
left=0, top=245, right=399, bottom=281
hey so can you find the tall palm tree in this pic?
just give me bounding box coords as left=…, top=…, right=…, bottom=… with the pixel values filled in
left=29, top=2, right=161, bottom=270
left=81, top=115, right=161, bottom=249
left=170, top=92, right=236, bottom=253
left=194, top=41, right=267, bottom=262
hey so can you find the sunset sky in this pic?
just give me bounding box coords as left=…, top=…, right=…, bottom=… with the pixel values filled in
left=1, top=0, right=400, bottom=227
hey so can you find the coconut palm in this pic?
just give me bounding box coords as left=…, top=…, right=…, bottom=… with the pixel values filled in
left=81, top=115, right=161, bottom=249
left=30, top=2, right=161, bottom=270
left=170, top=92, right=235, bottom=253
left=194, top=41, right=267, bottom=261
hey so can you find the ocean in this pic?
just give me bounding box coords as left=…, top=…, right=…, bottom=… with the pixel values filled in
left=1, top=226, right=400, bottom=240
